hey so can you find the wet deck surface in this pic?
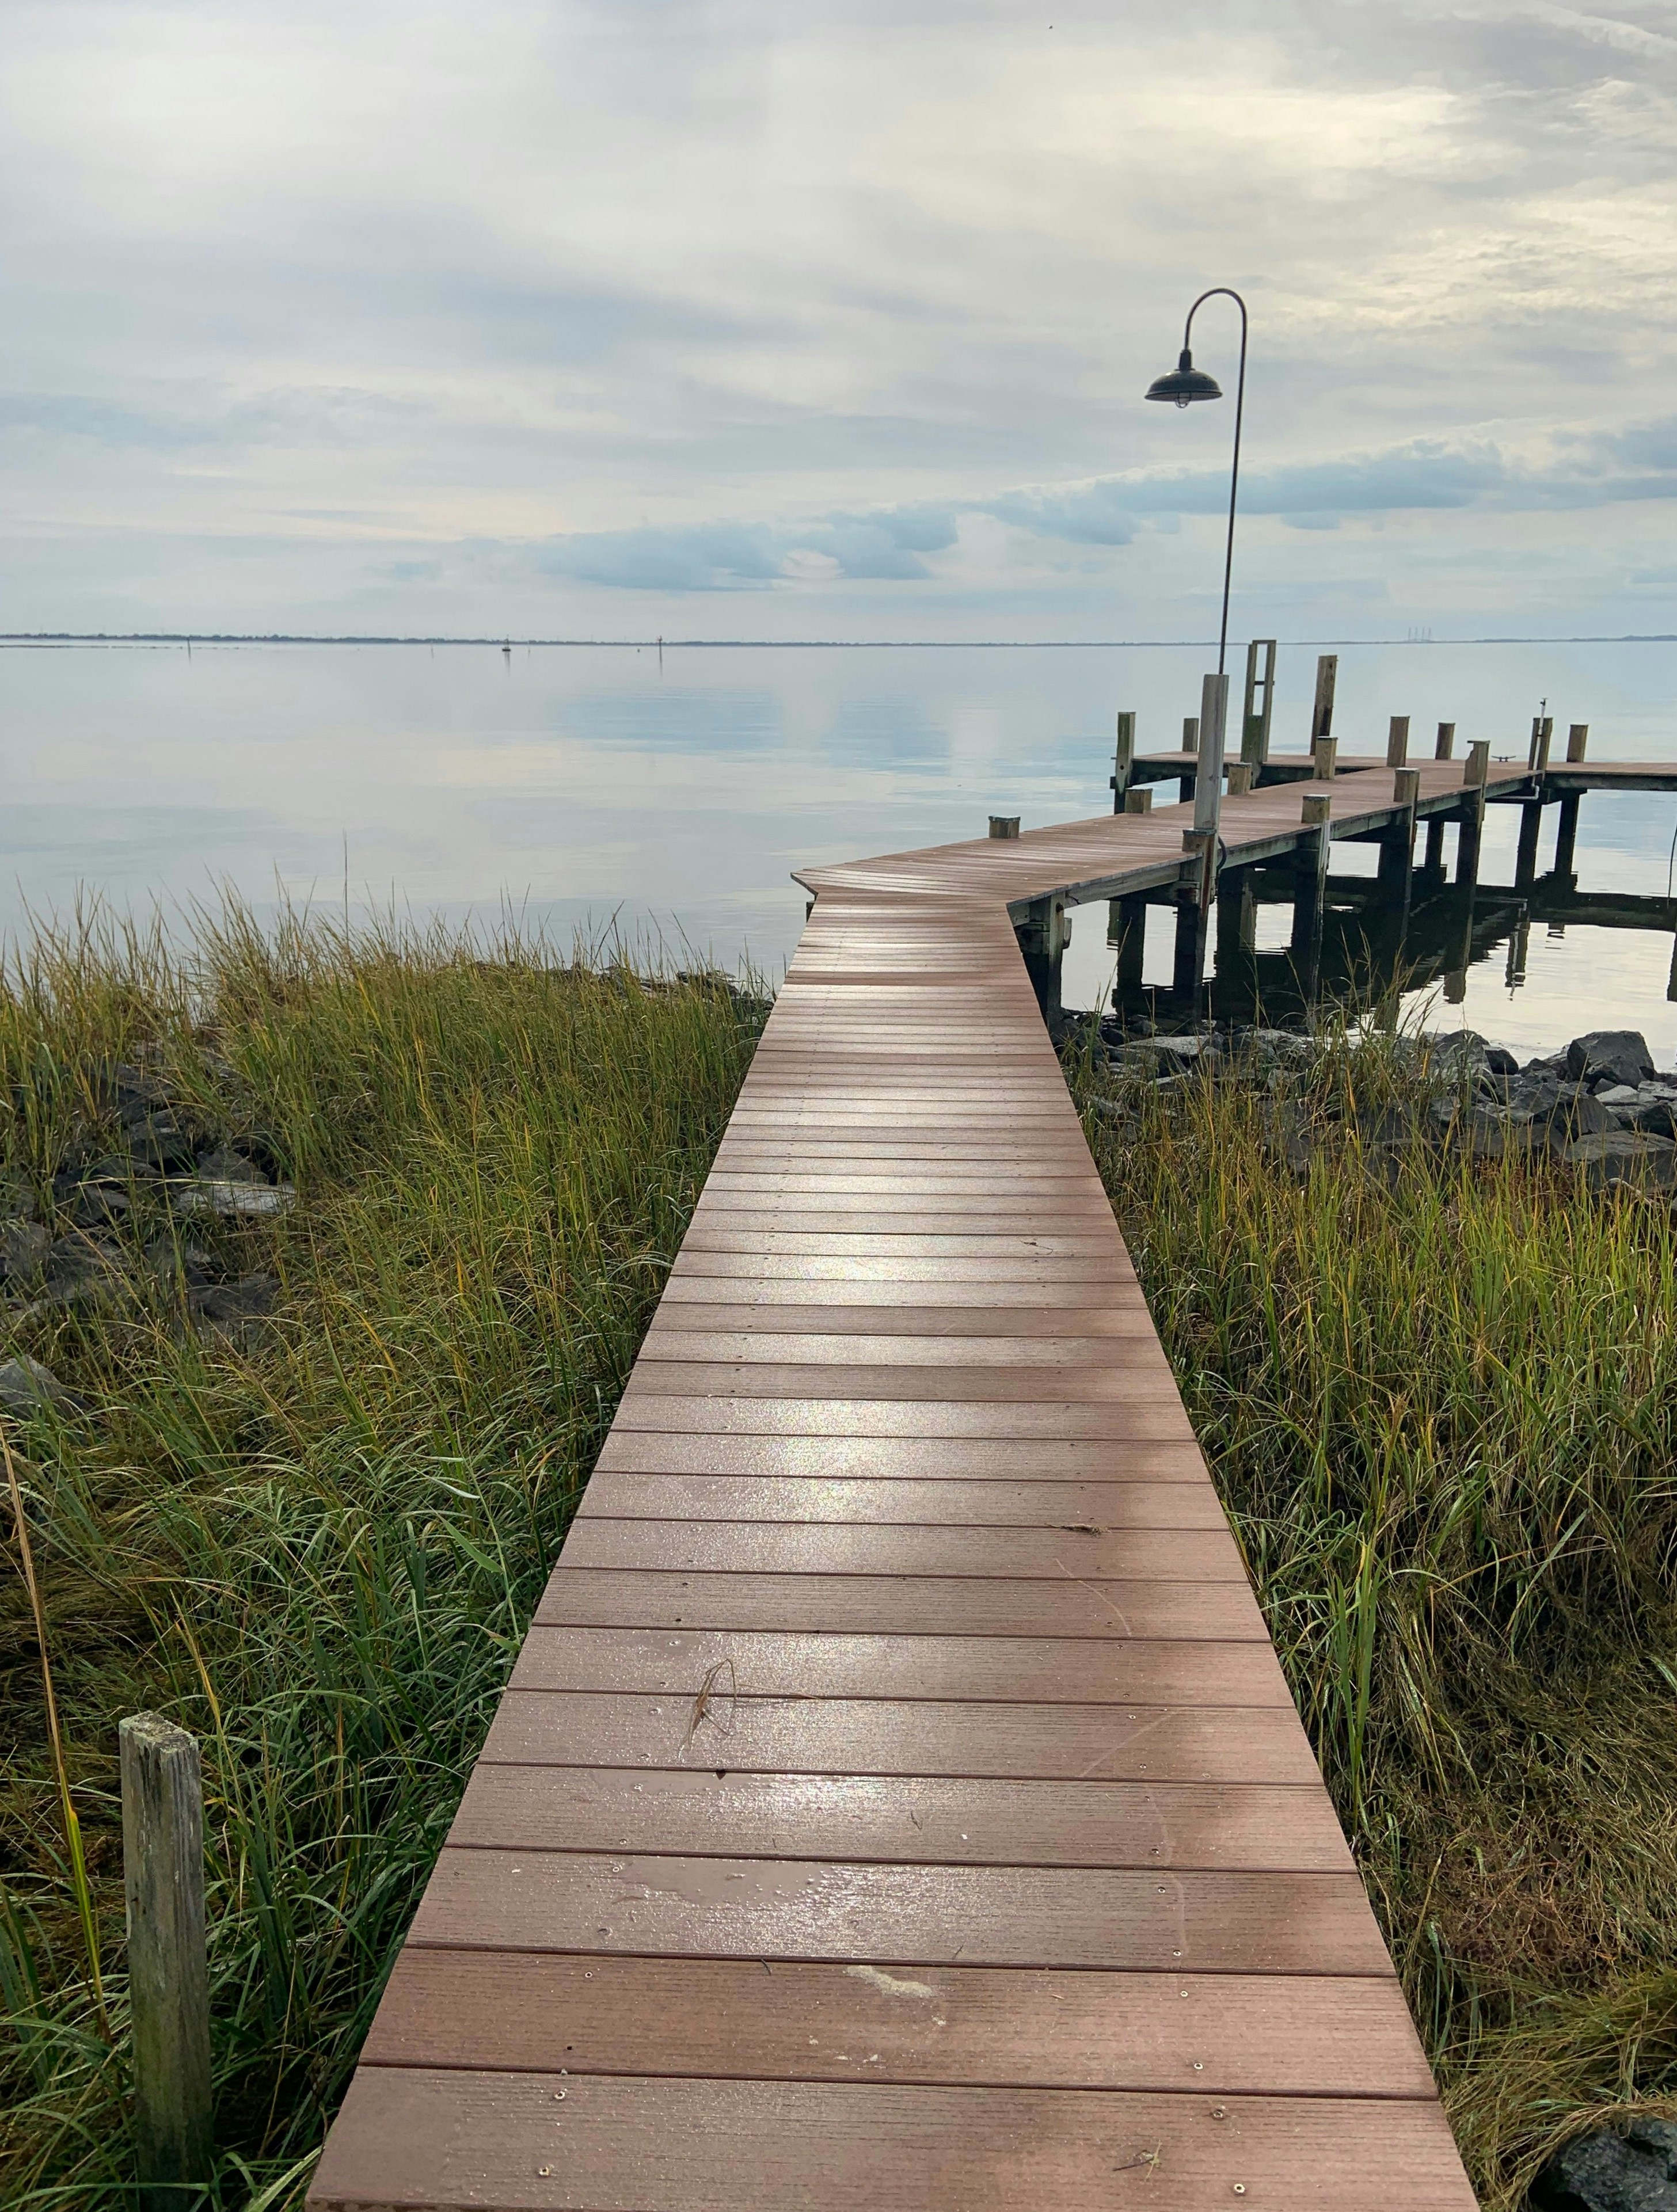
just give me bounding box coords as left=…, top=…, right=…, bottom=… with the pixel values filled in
left=310, top=776, right=1482, bottom=2211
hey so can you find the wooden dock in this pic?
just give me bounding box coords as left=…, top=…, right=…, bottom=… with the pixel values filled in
left=306, top=762, right=1518, bottom=2211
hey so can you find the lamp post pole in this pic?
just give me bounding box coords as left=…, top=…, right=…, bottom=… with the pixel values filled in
left=1145, top=286, right=1249, bottom=679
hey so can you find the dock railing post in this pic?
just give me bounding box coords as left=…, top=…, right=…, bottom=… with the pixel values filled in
left=1241, top=638, right=1276, bottom=765
left=1312, top=737, right=1337, bottom=781
left=1386, top=716, right=1410, bottom=768
left=121, top=1713, right=213, bottom=2206
left=1192, top=673, right=1228, bottom=847
left=1226, top=762, right=1254, bottom=795
left=1111, top=711, right=1136, bottom=812
left=1458, top=744, right=1489, bottom=887
left=1568, top=722, right=1589, bottom=763
left=1435, top=721, right=1456, bottom=760
left=1379, top=766, right=1420, bottom=912
left=1311, top=654, right=1337, bottom=747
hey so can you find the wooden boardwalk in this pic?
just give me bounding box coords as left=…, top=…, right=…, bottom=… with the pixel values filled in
left=310, top=772, right=1485, bottom=2211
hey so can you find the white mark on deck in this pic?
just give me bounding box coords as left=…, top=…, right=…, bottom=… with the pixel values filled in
left=844, top=1964, right=936, bottom=1998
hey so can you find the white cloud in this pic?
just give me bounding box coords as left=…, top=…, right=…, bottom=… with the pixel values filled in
left=0, top=0, right=1674, bottom=634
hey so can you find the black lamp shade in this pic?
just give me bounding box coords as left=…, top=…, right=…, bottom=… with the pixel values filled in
left=1145, top=348, right=1223, bottom=406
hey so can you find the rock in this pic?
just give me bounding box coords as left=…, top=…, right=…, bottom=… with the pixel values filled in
left=1428, top=1028, right=1493, bottom=1076
left=193, top=1147, right=267, bottom=1183
left=1531, top=2115, right=1677, bottom=2211
left=171, top=1178, right=296, bottom=1220
left=124, top=1110, right=199, bottom=1172
left=1634, top=1101, right=1677, bottom=1139
left=37, top=1235, right=129, bottom=1309
left=0, top=1354, right=70, bottom=1415
left=144, top=1237, right=215, bottom=1292
left=1595, top=1086, right=1642, bottom=1111
left=1566, top=1030, right=1656, bottom=1090
left=188, top=1273, right=279, bottom=1346
left=1565, top=1130, right=1677, bottom=1191
left=67, top=1185, right=133, bottom=1231
left=1549, top=1086, right=1621, bottom=1141
left=0, top=1218, right=51, bottom=1281
left=1485, top=1045, right=1522, bottom=1076
left=1507, top=1068, right=1564, bottom=1118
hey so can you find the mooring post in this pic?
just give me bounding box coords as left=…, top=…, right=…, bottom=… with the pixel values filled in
left=1313, top=736, right=1337, bottom=781
left=1386, top=716, right=1410, bottom=768
left=1124, top=787, right=1153, bottom=816
left=1553, top=793, right=1580, bottom=881
left=988, top=816, right=1020, bottom=840
left=1568, top=722, right=1589, bottom=763
left=1241, top=638, right=1277, bottom=764
left=1226, top=762, right=1254, bottom=795
left=1435, top=721, right=1457, bottom=760
left=1535, top=716, right=1554, bottom=771
left=1193, top=673, right=1229, bottom=845
left=1110, top=711, right=1136, bottom=812
left=1378, top=766, right=1420, bottom=908
left=121, top=1714, right=212, bottom=2205
left=1311, top=654, right=1337, bottom=745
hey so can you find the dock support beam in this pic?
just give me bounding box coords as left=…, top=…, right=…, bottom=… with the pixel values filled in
left=1290, top=791, right=1333, bottom=1000
left=1553, top=794, right=1580, bottom=883
left=1515, top=801, right=1544, bottom=892
left=1109, top=892, right=1148, bottom=1002
left=1016, top=897, right=1069, bottom=1023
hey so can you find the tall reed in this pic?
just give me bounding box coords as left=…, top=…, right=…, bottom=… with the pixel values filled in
left=0, top=902, right=765, bottom=2207
left=1073, top=1033, right=1677, bottom=2207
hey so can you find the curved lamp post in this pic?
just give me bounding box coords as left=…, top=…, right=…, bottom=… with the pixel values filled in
left=1146, top=287, right=1248, bottom=679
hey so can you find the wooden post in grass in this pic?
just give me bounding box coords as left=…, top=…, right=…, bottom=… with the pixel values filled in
left=121, top=1714, right=212, bottom=2203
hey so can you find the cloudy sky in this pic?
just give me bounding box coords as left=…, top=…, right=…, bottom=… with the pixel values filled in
left=2, top=0, right=1674, bottom=639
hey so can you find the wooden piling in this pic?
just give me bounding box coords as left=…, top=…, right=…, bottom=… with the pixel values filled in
left=1193, top=674, right=1229, bottom=844
left=988, top=816, right=1020, bottom=840
left=1435, top=721, right=1456, bottom=760
left=1110, top=891, right=1148, bottom=997
left=1226, top=761, right=1254, bottom=795
left=1181, top=715, right=1199, bottom=755
left=1311, top=654, right=1337, bottom=742
left=1312, top=737, right=1337, bottom=781
left=1386, top=716, right=1410, bottom=768
left=121, top=1714, right=212, bottom=2204
left=1123, top=787, right=1153, bottom=814
left=1380, top=768, right=1421, bottom=905
left=1568, top=722, right=1589, bottom=763
left=1554, top=793, right=1580, bottom=880
left=1110, top=711, right=1136, bottom=811
left=1463, top=740, right=1490, bottom=789
left=1534, top=717, right=1554, bottom=771
left=1515, top=802, right=1543, bottom=891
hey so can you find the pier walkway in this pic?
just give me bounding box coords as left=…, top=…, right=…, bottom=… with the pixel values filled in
left=308, top=765, right=1499, bottom=2210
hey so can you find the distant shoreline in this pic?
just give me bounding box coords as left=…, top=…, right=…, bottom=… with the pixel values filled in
left=4, top=633, right=1676, bottom=649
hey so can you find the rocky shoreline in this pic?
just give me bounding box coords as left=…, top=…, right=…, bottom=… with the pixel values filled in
left=0, top=1049, right=295, bottom=1415
left=1066, top=1015, right=1677, bottom=1195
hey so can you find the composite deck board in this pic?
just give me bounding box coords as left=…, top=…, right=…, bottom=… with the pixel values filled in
left=312, top=778, right=1477, bottom=2211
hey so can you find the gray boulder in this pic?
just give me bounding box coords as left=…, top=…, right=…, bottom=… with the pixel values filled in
left=0, top=1218, right=51, bottom=1282
left=1565, top=1130, right=1677, bottom=1190
left=188, top=1273, right=279, bottom=1347
left=0, top=1354, right=70, bottom=1415
left=1566, top=1031, right=1657, bottom=1090
left=1531, top=2116, right=1677, bottom=2211
left=1428, top=1028, right=1493, bottom=1076
left=1550, top=1087, right=1621, bottom=1141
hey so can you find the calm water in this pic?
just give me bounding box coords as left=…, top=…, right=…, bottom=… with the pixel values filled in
left=5, top=638, right=1677, bottom=1059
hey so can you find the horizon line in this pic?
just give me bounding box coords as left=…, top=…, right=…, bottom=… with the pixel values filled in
left=4, top=631, right=1676, bottom=649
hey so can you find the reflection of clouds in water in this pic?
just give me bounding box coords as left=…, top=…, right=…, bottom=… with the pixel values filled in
left=5, top=641, right=1677, bottom=1044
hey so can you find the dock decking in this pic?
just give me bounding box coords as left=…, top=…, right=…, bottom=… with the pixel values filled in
left=309, top=770, right=1492, bottom=2211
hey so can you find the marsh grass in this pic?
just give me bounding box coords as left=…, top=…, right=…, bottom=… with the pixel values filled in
left=1071, top=1028, right=1677, bottom=2209
left=0, top=903, right=765, bottom=2207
